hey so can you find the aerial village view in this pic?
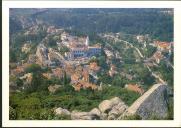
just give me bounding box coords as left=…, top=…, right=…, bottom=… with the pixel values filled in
left=9, top=8, right=173, bottom=120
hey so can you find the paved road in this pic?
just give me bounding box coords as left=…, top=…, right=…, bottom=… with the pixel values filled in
left=104, top=35, right=168, bottom=85
left=115, top=38, right=144, bottom=58
left=116, top=38, right=168, bottom=85
left=146, top=65, right=167, bottom=84
left=117, top=38, right=167, bottom=84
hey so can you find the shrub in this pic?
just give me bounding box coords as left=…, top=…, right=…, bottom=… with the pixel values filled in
left=25, top=64, right=42, bottom=73
left=122, top=114, right=142, bottom=120
left=9, top=106, right=17, bottom=120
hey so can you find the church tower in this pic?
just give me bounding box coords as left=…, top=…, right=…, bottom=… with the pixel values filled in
left=85, top=36, right=89, bottom=46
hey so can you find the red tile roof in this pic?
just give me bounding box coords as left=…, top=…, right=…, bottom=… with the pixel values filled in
left=154, top=41, right=171, bottom=50
left=89, top=62, right=100, bottom=71
left=72, top=80, right=97, bottom=91
left=52, top=68, right=64, bottom=78
left=153, top=51, right=163, bottom=60
left=125, top=84, right=145, bottom=95
left=42, top=73, right=52, bottom=79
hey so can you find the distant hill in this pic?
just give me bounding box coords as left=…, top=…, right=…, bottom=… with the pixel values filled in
left=10, top=8, right=173, bottom=41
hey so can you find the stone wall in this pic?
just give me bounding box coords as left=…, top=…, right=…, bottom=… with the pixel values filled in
left=119, top=84, right=169, bottom=119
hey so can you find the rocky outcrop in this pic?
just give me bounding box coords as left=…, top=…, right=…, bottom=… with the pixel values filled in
left=99, top=97, right=124, bottom=113
left=98, top=97, right=128, bottom=120
left=108, top=101, right=128, bottom=120
left=54, top=107, right=70, bottom=116
left=54, top=84, right=170, bottom=120
left=89, top=108, right=101, bottom=117
left=71, top=111, right=97, bottom=120
left=70, top=97, right=127, bottom=120
left=119, top=84, right=169, bottom=119
left=71, top=108, right=101, bottom=120
left=98, top=100, right=113, bottom=113
left=48, top=85, right=62, bottom=93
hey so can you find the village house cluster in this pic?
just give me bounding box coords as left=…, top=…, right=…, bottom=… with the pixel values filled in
left=34, top=31, right=103, bottom=91
left=70, top=62, right=101, bottom=91
left=60, top=32, right=102, bottom=60
left=9, top=24, right=173, bottom=95
left=147, top=41, right=173, bottom=64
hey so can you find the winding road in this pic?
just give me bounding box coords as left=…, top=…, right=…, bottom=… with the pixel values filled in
left=114, top=37, right=167, bottom=85
left=114, top=38, right=144, bottom=58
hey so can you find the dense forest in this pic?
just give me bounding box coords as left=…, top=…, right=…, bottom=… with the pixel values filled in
left=10, top=8, right=173, bottom=42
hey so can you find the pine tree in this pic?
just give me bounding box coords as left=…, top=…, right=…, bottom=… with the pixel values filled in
left=63, top=71, right=67, bottom=86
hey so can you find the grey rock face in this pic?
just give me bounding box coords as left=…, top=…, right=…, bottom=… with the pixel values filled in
left=119, top=84, right=169, bottom=119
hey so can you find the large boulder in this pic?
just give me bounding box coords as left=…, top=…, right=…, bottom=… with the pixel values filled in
left=54, top=107, right=70, bottom=116
left=110, top=97, right=122, bottom=106
left=48, top=84, right=62, bottom=93
left=119, top=84, right=169, bottom=119
left=98, top=100, right=113, bottom=113
left=71, top=108, right=103, bottom=120
left=100, top=113, right=108, bottom=120
left=108, top=101, right=128, bottom=120
left=71, top=111, right=94, bottom=120
left=98, top=97, right=123, bottom=113
left=89, top=108, right=101, bottom=117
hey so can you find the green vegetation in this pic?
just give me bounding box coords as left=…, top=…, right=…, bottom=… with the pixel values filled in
left=152, top=61, right=173, bottom=87
left=111, top=75, right=129, bottom=88
left=9, top=62, right=141, bottom=120
left=58, top=46, right=69, bottom=55
left=25, top=64, right=42, bottom=73
left=9, top=8, right=173, bottom=120
left=122, top=114, right=142, bottom=120
left=9, top=76, right=140, bottom=120
left=10, top=9, right=173, bottom=42
left=167, top=97, right=173, bottom=120
left=9, top=106, right=17, bottom=120
left=10, top=75, right=24, bottom=87
left=44, top=35, right=57, bottom=47
left=142, top=45, right=157, bottom=58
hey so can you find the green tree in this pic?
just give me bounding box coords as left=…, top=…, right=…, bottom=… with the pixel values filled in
left=122, top=114, right=142, bottom=120
left=9, top=106, right=17, bottom=120
left=111, top=75, right=125, bottom=87
left=63, top=71, right=67, bottom=86
left=16, top=78, right=23, bottom=87
left=25, top=64, right=42, bottom=73
left=46, top=36, right=57, bottom=47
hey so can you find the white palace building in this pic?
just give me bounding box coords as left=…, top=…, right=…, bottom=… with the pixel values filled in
left=62, top=33, right=101, bottom=60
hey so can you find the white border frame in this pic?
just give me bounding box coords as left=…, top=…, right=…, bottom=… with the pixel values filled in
left=2, top=1, right=181, bottom=127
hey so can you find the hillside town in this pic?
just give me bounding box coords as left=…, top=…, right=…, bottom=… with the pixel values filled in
left=9, top=8, right=173, bottom=120
left=10, top=27, right=103, bottom=92
left=10, top=24, right=173, bottom=95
